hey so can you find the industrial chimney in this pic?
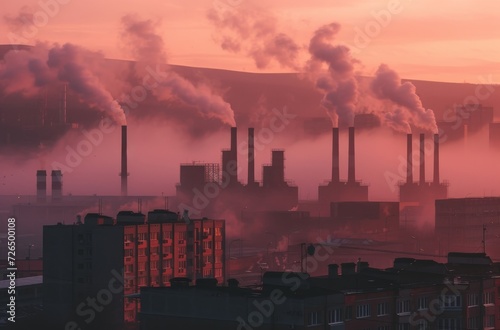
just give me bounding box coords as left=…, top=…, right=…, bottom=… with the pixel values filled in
left=36, top=170, right=47, bottom=203
left=347, top=127, right=355, bottom=183
left=51, top=170, right=62, bottom=201
left=433, top=133, right=440, bottom=184
left=332, top=127, right=340, bottom=183
left=120, top=125, right=128, bottom=196
left=222, top=127, right=238, bottom=186
left=406, top=134, right=413, bottom=184
left=419, top=133, right=425, bottom=185
left=248, top=128, right=255, bottom=186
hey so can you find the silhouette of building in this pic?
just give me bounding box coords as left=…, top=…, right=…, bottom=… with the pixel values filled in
left=139, top=253, right=500, bottom=330
left=43, top=211, right=225, bottom=329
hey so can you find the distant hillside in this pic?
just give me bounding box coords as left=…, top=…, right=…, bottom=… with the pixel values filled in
left=1, top=44, right=499, bottom=148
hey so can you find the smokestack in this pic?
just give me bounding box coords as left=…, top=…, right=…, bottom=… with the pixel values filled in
left=223, top=127, right=238, bottom=186
left=347, top=127, right=355, bottom=183
left=51, top=170, right=63, bottom=201
left=406, top=134, right=413, bottom=184
left=248, top=128, right=255, bottom=185
left=121, top=125, right=128, bottom=196
left=36, top=170, right=47, bottom=203
left=419, top=133, right=425, bottom=185
left=332, top=127, right=340, bottom=183
left=272, top=150, right=285, bottom=185
left=231, top=127, right=237, bottom=153
left=433, top=133, right=440, bottom=184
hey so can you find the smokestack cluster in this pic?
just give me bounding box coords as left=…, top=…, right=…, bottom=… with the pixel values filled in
left=347, top=127, right=356, bottom=183
left=405, top=133, right=441, bottom=185
left=120, top=125, right=128, bottom=196
left=248, top=128, right=255, bottom=185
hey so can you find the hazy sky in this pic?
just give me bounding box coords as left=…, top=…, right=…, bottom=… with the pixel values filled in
left=2, top=0, right=500, bottom=83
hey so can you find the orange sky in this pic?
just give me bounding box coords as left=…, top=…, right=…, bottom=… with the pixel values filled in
left=2, top=0, right=500, bottom=83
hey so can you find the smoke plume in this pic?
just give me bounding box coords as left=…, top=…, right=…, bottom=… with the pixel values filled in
left=307, top=23, right=359, bottom=127
left=120, top=15, right=236, bottom=126
left=0, top=43, right=127, bottom=125
left=371, top=64, right=438, bottom=133
left=207, top=6, right=300, bottom=70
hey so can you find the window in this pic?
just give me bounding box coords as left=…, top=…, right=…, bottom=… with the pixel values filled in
left=215, top=268, right=223, bottom=278
left=126, top=264, right=133, bottom=273
left=467, top=316, right=478, bottom=329
left=163, top=259, right=172, bottom=269
left=443, top=295, right=461, bottom=309
left=179, top=246, right=186, bottom=254
left=178, top=231, right=187, bottom=240
left=215, top=241, right=222, bottom=250
left=377, top=302, right=389, bottom=316
left=138, top=248, right=146, bottom=256
left=124, top=233, right=134, bottom=242
left=215, top=255, right=222, bottom=264
left=203, top=268, right=212, bottom=277
left=150, top=261, right=158, bottom=270
left=162, top=231, right=172, bottom=239
left=328, top=308, right=343, bottom=324
left=484, top=291, right=494, bottom=305
left=486, top=315, right=494, bottom=328
left=138, top=262, right=146, bottom=271
left=124, top=248, right=134, bottom=257
left=163, top=246, right=172, bottom=255
left=397, top=299, right=410, bottom=314
left=356, top=304, right=370, bottom=318
left=150, top=246, right=159, bottom=254
left=438, top=318, right=461, bottom=329
left=307, top=311, right=322, bottom=326
left=203, top=255, right=213, bottom=264
left=150, top=232, right=158, bottom=240
left=418, top=297, right=429, bottom=310
left=467, top=293, right=479, bottom=306
left=215, top=227, right=222, bottom=236
left=138, top=233, right=148, bottom=241
left=203, top=241, right=212, bottom=250
left=178, top=260, right=186, bottom=269
left=139, top=277, right=146, bottom=286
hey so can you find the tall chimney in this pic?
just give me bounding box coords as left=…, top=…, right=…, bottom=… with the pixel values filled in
left=248, top=128, right=255, bottom=185
left=406, top=134, right=413, bottom=184
left=332, top=127, right=340, bottom=183
left=121, top=125, right=128, bottom=196
left=231, top=127, right=237, bottom=154
left=51, top=170, right=63, bottom=201
left=36, top=170, right=47, bottom=203
left=433, top=133, right=440, bottom=184
left=419, top=133, right=425, bottom=185
left=347, top=127, right=355, bottom=183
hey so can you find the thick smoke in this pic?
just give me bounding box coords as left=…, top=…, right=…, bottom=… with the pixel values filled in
left=371, top=64, right=438, bottom=133
left=120, top=15, right=236, bottom=126
left=207, top=7, right=300, bottom=70
left=307, top=23, right=359, bottom=127
left=0, top=43, right=127, bottom=125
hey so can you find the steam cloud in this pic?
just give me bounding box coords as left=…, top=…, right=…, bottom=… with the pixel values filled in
left=371, top=64, right=438, bottom=133
left=207, top=7, right=300, bottom=70
left=120, top=15, right=236, bottom=126
left=0, top=43, right=127, bottom=125
left=307, top=23, right=359, bottom=127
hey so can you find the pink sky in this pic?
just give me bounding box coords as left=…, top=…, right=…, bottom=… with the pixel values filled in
left=2, top=0, right=500, bottom=83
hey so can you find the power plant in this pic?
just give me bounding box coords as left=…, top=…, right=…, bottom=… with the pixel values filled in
left=399, top=133, right=448, bottom=203
left=317, top=127, right=369, bottom=212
